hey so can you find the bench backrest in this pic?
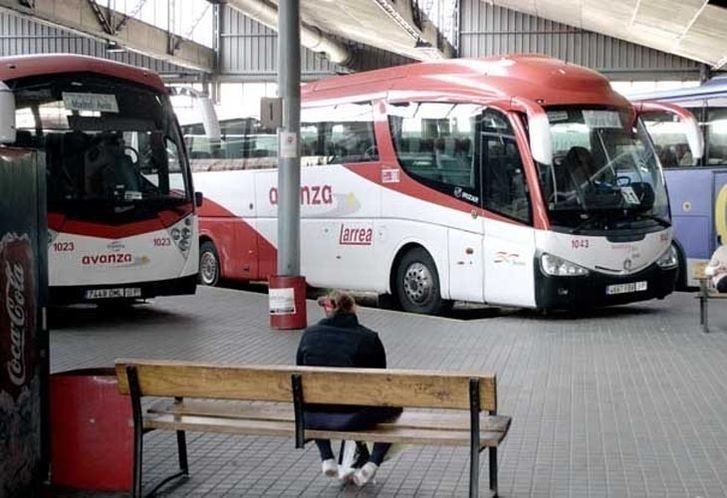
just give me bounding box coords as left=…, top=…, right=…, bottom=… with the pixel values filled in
left=115, top=359, right=497, bottom=412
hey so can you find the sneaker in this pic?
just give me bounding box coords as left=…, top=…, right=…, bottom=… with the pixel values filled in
left=338, top=466, right=356, bottom=483
left=352, top=462, right=378, bottom=487
left=321, top=458, right=338, bottom=478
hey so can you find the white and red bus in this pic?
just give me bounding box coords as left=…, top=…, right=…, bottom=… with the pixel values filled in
left=0, top=55, right=199, bottom=304
left=191, top=55, right=692, bottom=313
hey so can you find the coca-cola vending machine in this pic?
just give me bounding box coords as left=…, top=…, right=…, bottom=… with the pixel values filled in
left=0, top=146, right=48, bottom=497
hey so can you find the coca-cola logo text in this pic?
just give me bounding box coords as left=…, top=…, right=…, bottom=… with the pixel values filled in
left=0, top=232, right=34, bottom=401
left=5, top=261, right=26, bottom=386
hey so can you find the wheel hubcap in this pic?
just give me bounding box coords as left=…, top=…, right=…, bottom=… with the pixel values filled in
left=200, top=251, right=218, bottom=285
left=403, top=262, right=433, bottom=305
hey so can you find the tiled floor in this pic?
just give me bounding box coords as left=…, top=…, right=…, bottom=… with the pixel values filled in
left=50, top=287, right=727, bottom=497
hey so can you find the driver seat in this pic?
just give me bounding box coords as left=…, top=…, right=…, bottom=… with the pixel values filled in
left=564, top=146, right=596, bottom=191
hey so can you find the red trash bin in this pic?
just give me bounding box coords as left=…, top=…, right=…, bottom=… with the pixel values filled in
left=50, top=368, right=133, bottom=492
left=268, top=275, right=307, bottom=329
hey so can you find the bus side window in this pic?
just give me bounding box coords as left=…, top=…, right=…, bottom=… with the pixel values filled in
left=480, top=110, right=531, bottom=224
left=301, top=102, right=378, bottom=165
left=641, top=109, right=699, bottom=168
left=706, top=99, right=727, bottom=166
left=388, top=102, right=480, bottom=202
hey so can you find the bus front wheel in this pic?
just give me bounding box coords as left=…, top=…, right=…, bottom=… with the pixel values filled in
left=395, top=247, right=445, bottom=315
left=199, top=241, right=220, bottom=286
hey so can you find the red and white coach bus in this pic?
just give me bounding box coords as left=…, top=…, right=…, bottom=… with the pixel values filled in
left=191, top=55, right=694, bottom=314
left=0, top=55, right=199, bottom=304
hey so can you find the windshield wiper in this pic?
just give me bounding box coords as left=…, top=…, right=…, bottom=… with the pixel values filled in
left=634, top=213, right=670, bottom=228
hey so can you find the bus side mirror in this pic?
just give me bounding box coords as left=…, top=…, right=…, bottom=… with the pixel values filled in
left=0, top=82, right=16, bottom=145
left=195, top=191, right=204, bottom=207
left=528, top=112, right=553, bottom=165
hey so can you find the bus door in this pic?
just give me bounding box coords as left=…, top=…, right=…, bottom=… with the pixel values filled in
left=480, top=109, right=537, bottom=307
left=667, top=168, right=714, bottom=261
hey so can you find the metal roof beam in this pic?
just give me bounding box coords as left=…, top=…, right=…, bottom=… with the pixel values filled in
left=0, top=0, right=215, bottom=73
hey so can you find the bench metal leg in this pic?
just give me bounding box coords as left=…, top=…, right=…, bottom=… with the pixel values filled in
left=489, top=447, right=498, bottom=497
left=469, top=443, right=479, bottom=498
left=132, top=422, right=143, bottom=498
left=700, top=295, right=709, bottom=333
left=177, top=430, right=189, bottom=475
left=469, top=378, right=480, bottom=498
left=127, top=366, right=144, bottom=498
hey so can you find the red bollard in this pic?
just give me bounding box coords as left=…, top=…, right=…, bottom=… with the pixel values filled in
left=268, top=275, right=307, bottom=330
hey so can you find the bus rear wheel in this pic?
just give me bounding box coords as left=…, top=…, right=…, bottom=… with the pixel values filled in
left=395, top=247, right=445, bottom=315
left=199, top=241, right=220, bottom=286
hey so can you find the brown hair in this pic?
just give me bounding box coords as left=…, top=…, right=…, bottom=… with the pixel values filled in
left=320, top=290, right=356, bottom=315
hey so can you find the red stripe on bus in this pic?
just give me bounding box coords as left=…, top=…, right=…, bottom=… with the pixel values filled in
left=48, top=205, right=193, bottom=239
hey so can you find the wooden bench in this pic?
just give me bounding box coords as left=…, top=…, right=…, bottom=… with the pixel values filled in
left=694, top=262, right=727, bottom=333
left=115, top=359, right=511, bottom=498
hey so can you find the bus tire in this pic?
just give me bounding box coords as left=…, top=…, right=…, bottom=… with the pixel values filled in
left=395, top=247, right=445, bottom=315
left=199, top=241, right=220, bottom=286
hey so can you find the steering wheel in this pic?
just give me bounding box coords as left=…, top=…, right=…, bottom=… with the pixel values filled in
left=616, top=175, right=632, bottom=187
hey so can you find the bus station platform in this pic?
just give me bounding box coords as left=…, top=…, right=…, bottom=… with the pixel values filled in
left=50, top=287, right=727, bottom=497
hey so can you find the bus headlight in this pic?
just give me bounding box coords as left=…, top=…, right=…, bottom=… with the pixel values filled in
left=656, top=245, right=678, bottom=269
left=166, top=216, right=194, bottom=257
left=540, top=253, right=590, bottom=277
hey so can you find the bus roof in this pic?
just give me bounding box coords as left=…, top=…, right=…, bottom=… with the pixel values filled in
left=628, top=75, right=727, bottom=102
left=0, top=54, right=167, bottom=93
left=303, top=55, right=629, bottom=109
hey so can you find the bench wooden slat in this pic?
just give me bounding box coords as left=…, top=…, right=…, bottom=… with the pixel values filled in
left=148, top=399, right=511, bottom=433
left=698, top=293, right=727, bottom=299
left=147, top=414, right=295, bottom=438
left=117, top=359, right=497, bottom=411
left=145, top=413, right=508, bottom=447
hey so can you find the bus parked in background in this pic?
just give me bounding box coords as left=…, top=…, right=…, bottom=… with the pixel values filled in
left=191, top=55, right=700, bottom=314
left=632, top=77, right=727, bottom=287
left=0, top=55, right=199, bottom=304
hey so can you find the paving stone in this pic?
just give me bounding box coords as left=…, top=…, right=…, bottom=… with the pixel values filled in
left=49, top=287, right=727, bottom=497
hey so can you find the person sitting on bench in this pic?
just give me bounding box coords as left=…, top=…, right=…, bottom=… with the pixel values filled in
left=296, top=290, right=402, bottom=487
left=705, top=244, right=727, bottom=292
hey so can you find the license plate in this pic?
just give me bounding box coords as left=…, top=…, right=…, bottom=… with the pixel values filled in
left=84, top=287, right=142, bottom=300
left=605, top=281, right=647, bottom=295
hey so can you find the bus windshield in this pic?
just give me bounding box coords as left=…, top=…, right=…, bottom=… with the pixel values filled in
left=537, top=107, right=669, bottom=232
left=10, top=74, right=189, bottom=206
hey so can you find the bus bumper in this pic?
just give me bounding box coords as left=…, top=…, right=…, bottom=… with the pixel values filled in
left=50, top=274, right=198, bottom=305
left=534, top=262, right=677, bottom=310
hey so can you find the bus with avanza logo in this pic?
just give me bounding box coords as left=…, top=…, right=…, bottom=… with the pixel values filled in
left=0, top=55, right=199, bottom=304
left=190, top=55, right=701, bottom=314
left=631, top=77, right=727, bottom=287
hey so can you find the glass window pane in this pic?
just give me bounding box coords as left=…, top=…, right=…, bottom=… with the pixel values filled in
left=640, top=111, right=697, bottom=168
left=301, top=102, right=378, bottom=165
left=707, top=98, right=727, bottom=166
left=481, top=110, right=531, bottom=223
left=389, top=102, right=479, bottom=193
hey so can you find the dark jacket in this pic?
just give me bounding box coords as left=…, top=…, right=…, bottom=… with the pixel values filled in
left=296, top=312, right=391, bottom=421
left=296, top=312, right=386, bottom=369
